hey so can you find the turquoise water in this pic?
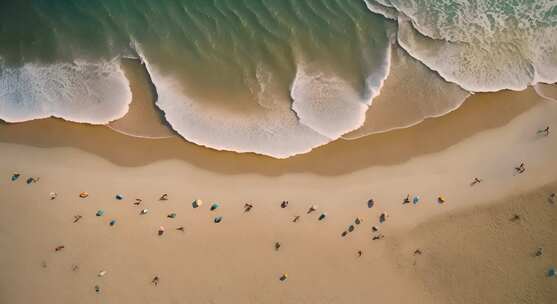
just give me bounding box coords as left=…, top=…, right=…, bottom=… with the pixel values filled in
left=1, top=0, right=556, bottom=157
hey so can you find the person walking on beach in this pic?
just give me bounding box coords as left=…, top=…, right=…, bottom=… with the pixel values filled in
left=471, top=177, right=482, bottom=186
left=515, top=163, right=526, bottom=174
left=537, top=126, right=550, bottom=136
left=152, top=276, right=160, bottom=286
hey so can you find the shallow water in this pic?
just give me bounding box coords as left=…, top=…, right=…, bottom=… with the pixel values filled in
left=1, top=0, right=556, bottom=157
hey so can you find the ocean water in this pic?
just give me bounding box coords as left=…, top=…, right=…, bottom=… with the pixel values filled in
left=1, top=1, right=556, bottom=158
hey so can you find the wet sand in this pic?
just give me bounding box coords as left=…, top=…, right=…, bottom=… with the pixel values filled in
left=1, top=84, right=556, bottom=303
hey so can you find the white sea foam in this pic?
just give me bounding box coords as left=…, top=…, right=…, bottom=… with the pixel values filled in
left=0, top=59, right=131, bottom=123
left=134, top=44, right=330, bottom=158
left=344, top=44, right=470, bottom=139
left=365, top=0, right=557, bottom=92
left=134, top=40, right=393, bottom=158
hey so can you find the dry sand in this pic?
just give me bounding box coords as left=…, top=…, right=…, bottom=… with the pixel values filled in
left=0, top=81, right=556, bottom=303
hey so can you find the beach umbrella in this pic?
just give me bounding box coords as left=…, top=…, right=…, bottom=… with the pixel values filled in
left=96, top=210, right=104, bottom=217
left=79, top=192, right=89, bottom=198
left=11, top=173, right=20, bottom=181
left=158, top=226, right=165, bottom=236
left=214, top=216, right=223, bottom=223
left=140, top=209, right=149, bottom=215
left=548, top=267, right=556, bottom=278
left=109, top=220, right=116, bottom=226
left=413, top=196, right=420, bottom=204
left=210, top=203, right=220, bottom=211
left=115, top=194, right=124, bottom=200
left=318, top=213, right=327, bottom=221
left=167, top=213, right=176, bottom=219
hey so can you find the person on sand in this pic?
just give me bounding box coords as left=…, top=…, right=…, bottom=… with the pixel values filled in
left=307, top=205, right=317, bottom=214
left=73, top=215, right=82, bottom=223
left=537, top=126, right=550, bottom=136
left=357, top=250, right=362, bottom=257
left=244, top=203, right=254, bottom=212
left=549, top=193, right=556, bottom=204
left=159, top=194, right=168, bottom=201
left=510, top=214, right=521, bottom=222
left=134, top=198, right=142, bottom=206
left=95, top=285, right=101, bottom=294
left=280, top=201, right=288, bottom=208
left=292, top=215, right=300, bottom=223
left=367, top=199, right=374, bottom=208
left=535, top=247, right=544, bottom=257
left=372, top=234, right=384, bottom=241
left=403, top=195, right=410, bottom=204
left=515, top=162, right=526, bottom=174
left=471, top=177, right=482, bottom=186
left=176, top=226, right=185, bottom=232
left=414, top=249, right=422, bottom=255
left=275, top=242, right=281, bottom=251
left=26, top=177, right=39, bottom=184
left=11, top=173, right=20, bottom=181
left=371, top=226, right=379, bottom=232
left=72, top=264, right=79, bottom=271
left=49, top=192, right=57, bottom=200
left=55, top=245, right=65, bottom=252
left=379, top=213, right=387, bottom=223
left=152, top=276, right=160, bottom=286
left=158, top=226, right=165, bottom=236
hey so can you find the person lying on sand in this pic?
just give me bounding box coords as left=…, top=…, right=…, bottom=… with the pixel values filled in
left=134, top=198, right=142, bottom=206
left=515, top=163, right=526, bottom=174
left=244, top=203, right=254, bottom=212
left=357, top=250, right=362, bottom=257
left=307, top=205, right=317, bottom=214
left=159, top=194, right=168, bottom=201
left=73, top=215, right=82, bottom=223
left=471, top=177, right=482, bottom=186
left=414, top=249, right=422, bottom=255
left=26, top=177, right=39, bottom=184
left=510, top=214, right=521, bottom=222
left=372, top=234, right=384, bottom=241
left=55, top=245, right=65, bottom=252
left=537, top=126, right=550, bottom=136
left=176, top=226, right=185, bottom=232
left=275, top=242, right=281, bottom=251
left=292, top=215, right=300, bottom=223
left=280, top=201, right=288, bottom=208
left=152, top=276, right=160, bottom=286
left=535, top=247, right=544, bottom=257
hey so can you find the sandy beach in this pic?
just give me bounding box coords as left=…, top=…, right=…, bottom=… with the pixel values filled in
left=1, top=77, right=556, bottom=303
